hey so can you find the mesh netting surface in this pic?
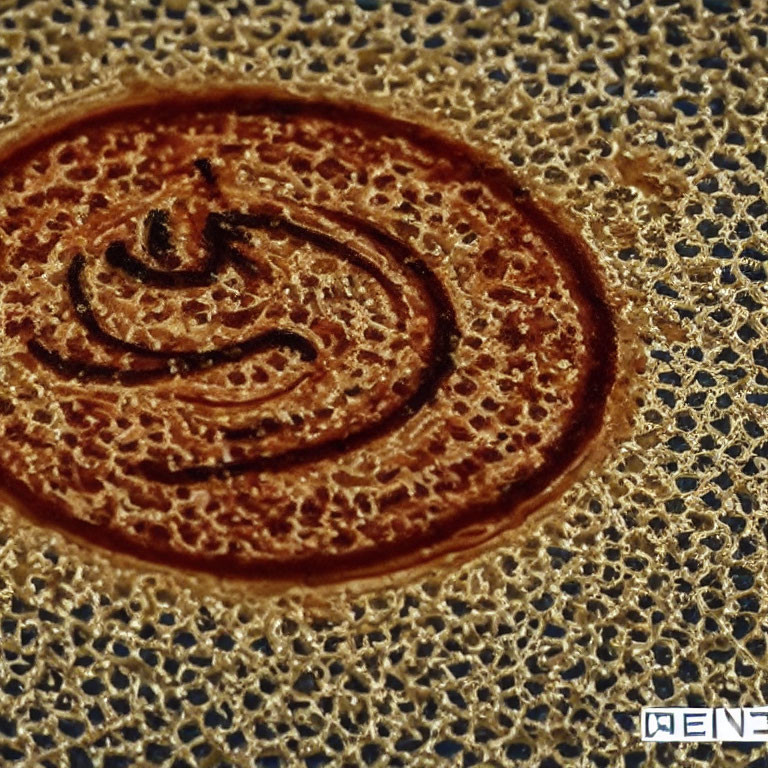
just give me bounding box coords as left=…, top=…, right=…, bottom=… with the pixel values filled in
left=0, top=1, right=766, bottom=767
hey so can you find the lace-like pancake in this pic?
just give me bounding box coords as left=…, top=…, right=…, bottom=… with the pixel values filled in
left=0, top=91, right=616, bottom=580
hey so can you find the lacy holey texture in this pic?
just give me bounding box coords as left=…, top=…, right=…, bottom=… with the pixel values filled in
left=0, top=1, right=766, bottom=767
left=0, top=92, right=615, bottom=579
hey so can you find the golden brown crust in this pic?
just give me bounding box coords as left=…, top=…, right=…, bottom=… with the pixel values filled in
left=0, top=87, right=626, bottom=586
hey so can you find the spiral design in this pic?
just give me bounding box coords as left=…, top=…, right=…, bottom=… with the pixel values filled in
left=0, top=92, right=616, bottom=580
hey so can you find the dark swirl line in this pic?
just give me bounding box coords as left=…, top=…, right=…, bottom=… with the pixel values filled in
left=28, top=205, right=460, bottom=482
left=145, top=209, right=175, bottom=267
left=28, top=243, right=317, bottom=383
left=28, top=330, right=315, bottom=385
left=193, top=157, right=217, bottom=185
left=106, top=211, right=273, bottom=288
left=138, top=214, right=459, bottom=482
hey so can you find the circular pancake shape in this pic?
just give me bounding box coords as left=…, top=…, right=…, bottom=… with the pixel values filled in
left=0, top=91, right=617, bottom=582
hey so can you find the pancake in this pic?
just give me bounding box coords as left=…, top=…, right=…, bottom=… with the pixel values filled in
left=0, top=90, right=617, bottom=581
